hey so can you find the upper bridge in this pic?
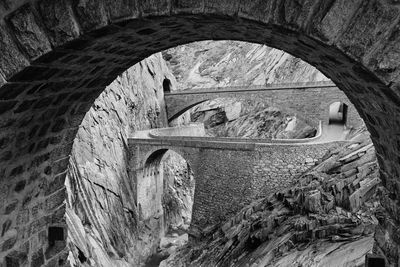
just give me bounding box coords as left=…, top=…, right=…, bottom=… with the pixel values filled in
left=164, top=81, right=362, bottom=129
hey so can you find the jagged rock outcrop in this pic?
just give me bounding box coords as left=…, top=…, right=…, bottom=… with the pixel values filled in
left=161, top=129, right=382, bottom=267
left=66, top=54, right=177, bottom=266
left=192, top=102, right=316, bottom=139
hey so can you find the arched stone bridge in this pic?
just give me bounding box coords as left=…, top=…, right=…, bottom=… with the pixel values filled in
left=128, top=124, right=346, bottom=230
left=165, top=82, right=362, bottom=129
left=1, top=1, right=400, bottom=265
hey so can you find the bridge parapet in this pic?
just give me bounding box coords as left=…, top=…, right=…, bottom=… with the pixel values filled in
left=165, top=81, right=336, bottom=95
left=149, top=123, right=206, bottom=137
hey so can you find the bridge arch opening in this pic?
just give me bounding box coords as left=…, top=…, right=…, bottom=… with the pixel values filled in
left=329, top=102, right=348, bottom=125
left=0, top=1, right=399, bottom=265
left=173, top=95, right=322, bottom=139
left=163, top=78, right=172, bottom=93
left=140, top=149, right=195, bottom=234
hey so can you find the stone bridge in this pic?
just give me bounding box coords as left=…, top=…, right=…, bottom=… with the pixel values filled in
left=128, top=124, right=346, bottom=230
left=1, top=1, right=400, bottom=265
left=165, top=82, right=362, bottom=128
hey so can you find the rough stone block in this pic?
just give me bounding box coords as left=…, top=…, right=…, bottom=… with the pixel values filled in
left=238, top=0, right=276, bottom=22
left=6, top=4, right=52, bottom=60
left=140, top=0, right=171, bottom=16
left=203, top=0, right=240, bottom=16
left=104, top=0, right=139, bottom=21
left=171, top=0, right=203, bottom=13
left=281, top=0, right=323, bottom=29
left=338, top=0, right=400, bottom=59
left=0, top=24, right=29, bottom=79
left=365, top=25, right=400, bottom=84
left=37, top=0, right=81, bottom=47
left=72, top=0, right=108, bottom=32
left=317, top=0, right=363, bottom=43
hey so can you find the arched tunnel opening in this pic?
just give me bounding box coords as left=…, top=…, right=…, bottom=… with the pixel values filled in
left=163, top=78, right=172, bottom=93
left=0, top=2, right=398, bottom=266
left=329, top=101, right=348, bottom=125
left=140, top=149, right=195, bottom=267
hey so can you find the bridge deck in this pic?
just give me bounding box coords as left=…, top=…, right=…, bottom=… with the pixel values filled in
left=129, top=122, right=349, bottom=150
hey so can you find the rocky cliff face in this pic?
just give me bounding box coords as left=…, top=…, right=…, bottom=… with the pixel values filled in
left=164, top=41, right=330, bottom=138
left=65, top=54, right=177, bottom=266
left=163, top=41, right=328, bottom=89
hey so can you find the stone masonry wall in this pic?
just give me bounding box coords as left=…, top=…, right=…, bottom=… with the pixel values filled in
left=190, top=142, right=345, bottom=228
left=129, top=138, right=344, bottom=230
left=165, top=85, right=362, bottom=129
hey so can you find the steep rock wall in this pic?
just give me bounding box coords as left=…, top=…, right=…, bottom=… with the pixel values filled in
left=163, top=41, right=328, bottom=89
left=65, top=54, right=176, bottom=266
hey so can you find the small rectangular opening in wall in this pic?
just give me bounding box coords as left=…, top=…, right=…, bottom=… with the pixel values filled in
left=48, top=226, right=64, bottom=246
left=365, top=254, right=385, bottom=267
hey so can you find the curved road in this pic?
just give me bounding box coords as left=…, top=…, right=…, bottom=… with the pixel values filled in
left=131, top=122, right=349, bottom=147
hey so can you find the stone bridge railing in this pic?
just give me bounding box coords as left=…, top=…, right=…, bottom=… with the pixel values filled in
left=165, top=81, right=336, bottom=95
left=148, top=122, right=324, bottom=145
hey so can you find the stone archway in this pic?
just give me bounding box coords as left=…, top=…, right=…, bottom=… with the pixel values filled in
left=328, top=101, right=348, bottom=125
left=163, top=78, right=172, bottom=93
left=139, top=148, right=194, bottom=220
left=1, top=1, right=400, bottom=265
left=138, top=148, right=195, bottom=231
